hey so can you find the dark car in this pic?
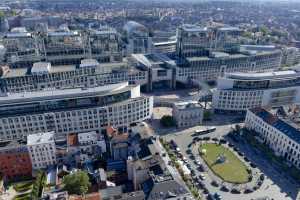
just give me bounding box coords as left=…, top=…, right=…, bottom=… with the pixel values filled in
left=203, top=188, right=209, bottom=194
left=220, top=139, right=227, bottom=144
left=228, top=143, right=234, bottom=147
left=203, top=137, right=210, bottom=141
left=207, top=194, right=215, bottom=200
left=214, top=193, right=222, bottom=200
left=198, top=165, right=205, bottom=172
left=260, top=174, right=265, bottom=181
left=238, top=152, right=244, bottom=156
left=244, top=189, right=254, bottom=194
left=257, top=181, right=263, bottom=186
left=244, top=157, right=250, bottom=162
left=211, top=180, right=219, bottom=187
left=220, top=185, right=229, bottom=192
left=231, top=188, right=241, bottom=194
left=250, top=163, right=257, bottom=168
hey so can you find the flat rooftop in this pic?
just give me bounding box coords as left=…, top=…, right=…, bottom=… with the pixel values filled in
left=0, top=82, right=130, bottom=105
left=27, top=131, right=55, bottom=145
left=2, top=61, right=127, bottom=78
left=0, top=140, right=27, bottom=150
left=226, top=70, right=300, bottom=80
left=132, top=53, right=176, bottom=68
left=174, top=101, right=202, bottom=110
left=180, top=24, right=208, bottom=32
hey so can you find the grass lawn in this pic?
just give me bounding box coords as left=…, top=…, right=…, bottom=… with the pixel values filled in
left=13, top=181, right=33, bottom=193
left=200, top=143, right=249, bottom=184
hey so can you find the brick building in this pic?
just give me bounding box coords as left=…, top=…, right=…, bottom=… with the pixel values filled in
left=0, top=140, right=32, bottom=180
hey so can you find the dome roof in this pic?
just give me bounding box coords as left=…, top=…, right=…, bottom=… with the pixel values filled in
left=123, top=21, right=148, bottom=35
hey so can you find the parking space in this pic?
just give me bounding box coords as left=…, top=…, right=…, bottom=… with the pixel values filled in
left=159, top=114, right=296, bottom=200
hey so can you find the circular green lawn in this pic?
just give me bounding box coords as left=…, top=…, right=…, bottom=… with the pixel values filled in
left=199, top=143, right=250, bottom=184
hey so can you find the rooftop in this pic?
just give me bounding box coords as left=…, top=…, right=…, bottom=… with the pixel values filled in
left=0, top=139, right=27, bottom=150
left=226, top=70, right=300, bottom=80
left=27, top=131, right=55, bottom=146
left=132, top=53, right=176, bottom=68
left=2, top=61, right=127, bottom=78
left=180, top=24, right=208, bottom=32
left=0, top=82, right=130, bottom=105
left=250, top=108, right=300, bottom=144
left=173, top=101, right=202, bottom=110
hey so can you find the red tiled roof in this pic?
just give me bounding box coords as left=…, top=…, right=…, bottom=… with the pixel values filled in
left=106, top=126, right=117, bottom=138
left=67, top=133, right=78, bottom=146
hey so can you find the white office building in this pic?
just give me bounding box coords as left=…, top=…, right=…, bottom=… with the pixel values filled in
left=0, top=60, right=148, bottom=93
left=172, top=101, right=203, bottom=128
left=245, top=107, right=300, bottom=169
left=123, top=21, right=153, bottom=55
left=27, top=131, right=56, bottom=169
left=0, top=82, right=153, bottom=141
left=2, top=27, right=123, bottom=68
left=212, top=70, right=300, bottom=113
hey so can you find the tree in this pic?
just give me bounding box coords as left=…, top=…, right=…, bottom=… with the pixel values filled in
left=31, top=171, right=46, bottom=200
left=203, top=110, right=211, bottom=121
left=235, top=124, right=241, bottom=134
left=62, top=170, right=91, bottom=195
left=160, top=115, right=175, bottom=127
left=260, top=26, right=269, bottom=36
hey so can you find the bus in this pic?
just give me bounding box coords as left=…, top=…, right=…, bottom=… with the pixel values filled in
left=192, top=127, right=216, bottom=136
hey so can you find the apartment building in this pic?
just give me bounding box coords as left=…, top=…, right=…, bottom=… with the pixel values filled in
left=27, top=131, right=56, bottom=169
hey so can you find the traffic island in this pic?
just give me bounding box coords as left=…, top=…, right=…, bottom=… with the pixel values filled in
left=199, top=143, right=251, bottom=184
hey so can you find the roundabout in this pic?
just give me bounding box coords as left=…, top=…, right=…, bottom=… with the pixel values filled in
left=199, top=143, right=250, bottom=184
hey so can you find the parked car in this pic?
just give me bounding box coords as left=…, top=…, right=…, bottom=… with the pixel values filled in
left=250, top=163, right=257, bottom=168
left=244, top=189, right=254, bottom=194
left=260, top=174, right=265, bottom=181
left=211, top=180, right=219, bottom=187
left=220, top=185, right=229, bottom=192
left=198, top=164, right=205, bottom=172
left=199, top=173, right=206, bottom=180
left=203, top=187, right=209, bottom=194
left=231, top=188, right=241, bottom=194
left=207, top=194, right=215, bottom=200
left=214, top=193, right=222, bottom=200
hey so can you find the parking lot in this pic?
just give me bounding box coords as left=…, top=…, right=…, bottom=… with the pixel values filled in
left=158, top=113, right=297, bottom=200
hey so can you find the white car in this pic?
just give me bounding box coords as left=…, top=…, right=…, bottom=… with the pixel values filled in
left=195, top=159, right=201, bottom=165
left=182, top=157, right=188, bottom=163
left=199, top=173, right=206, bottom=180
